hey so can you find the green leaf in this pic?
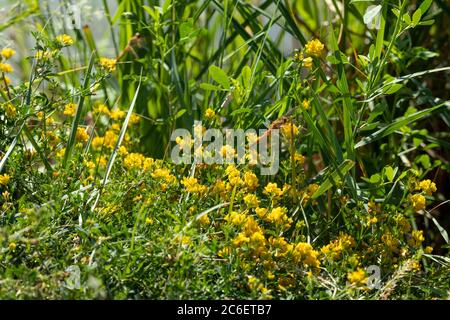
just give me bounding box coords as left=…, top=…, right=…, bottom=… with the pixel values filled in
left=200, top=83, right=221, bottom=91
left=209, top=65, right=230, bottom=90
left=418, top=0, right=433, bottom=15
left=412, top=9, right=422, bottom=26
left=383, top=166, right=397, bottom=182
left=383, top=83, right=403, bottom=95
left=312, top=160, right=355, bottom=199
left=355, top=103, right=448, bottom=149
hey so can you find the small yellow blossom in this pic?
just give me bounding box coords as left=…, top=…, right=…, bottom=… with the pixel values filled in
left=198, top=214, right=211, bottom=226
left=305, top=39, right=325, bottom=57
left=410, top=194, right=426, bottom=212
left=280, top=122, right=299, bottom=140
left=0, top=63, right=13, bottom=73
left=263, top=182, right=283, bottom=198
left=302, top=99, right=310, bottom=110
left=75, top=127, right=89, bottom=143
left=99, top=57, right=117, bottom=72
left=110, top=109, right=126, bottom=121
left=1, top=48, right=15, bottom=59
left=63, top=103, right=77, bottom=116
left=94, top=104, right=110, bottom=116
left=8, top=242, right=17, bottom=250
left=243, top=194, right=259, bottom=208
left=347, top=268, right=368, bottom=287
left=0, top=174, right=11, bottom=186
left=303, top=56, right=313, bottom=69
left=416, top=179, right=437, bottom=196
left=244, top=171, right=259, bottom=190
left=56, top=34, right=74, bottom=46
left=225, top=211, right=247, bottom=226
left=204, top=108, right=216, bottom=120
left=124, top=153, right=146, bottom=170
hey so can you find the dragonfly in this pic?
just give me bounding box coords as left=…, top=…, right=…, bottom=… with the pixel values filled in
left=116, top=33, right=146, bottom=61
left=249, top=107, right=301, bottom=147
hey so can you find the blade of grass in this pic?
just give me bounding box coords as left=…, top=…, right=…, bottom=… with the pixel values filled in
left=63, top=52, right=95, bottom=169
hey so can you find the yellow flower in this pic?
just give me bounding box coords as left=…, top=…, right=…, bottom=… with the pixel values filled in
left=225, top=211, right=247, bottom=226
left=265, top=207, right=292, bottom=229
left=280, top=122, right=299, bottom=140
left=263, top=182, right=283, bottom=197
left=56, top=148, right=66, bottom=158
left=424, top=246, right=433, bottom=254
left=75, top=127, right=89, bottom=143
left=347, top=268, right=368, bottom=287
left=204, top=108, right=216, bottom=120
left=321, top=233, right=355, bottom=260
left=8, top=242, right=17, bottom=250
left=181, top=177, right=207, bottom=194
left=291, top=242, right=320, bottom=268
left=198, top=214, right=211, bottom=226
left=129, top=114, right=140, bottom=125
left=416, top=179, right=437, bottom=195
left=293, top=152, right=305, bottom=165
left=56, top=34, right=74, bottom=46
left=110, top=109, right=126, bottom=121
left=244, top=171, right=259, bottom=190
left=63, top=103, right=77, bottom=117
left=305, top=39, right=325, bottom=57
left=302, top=99, right=310, bottom=110
left=0, top=174, right=11, bottom=186
left=410, top=194, right=426, bottom=212
left=0, top=63, right=13, bottom=73
left=2, top=103, right=16, bottom=118
left=255, top=207, right=268, bottom=219
left=99, top=57, right=117, bottom=72
left=302, top=56, right=313, bottom=69
left=408, top=230, right=425, bottom=248
left=123, top=153, right=146, bottom=170
left=1, top=48, right=15, bottom=59
left=145, top=217, right=154, bottom=225
left=93, top=103, right=110, bottom=116
left=151, top=168, right=176, bottom=184
left=243, top=194, right=259, bottom=208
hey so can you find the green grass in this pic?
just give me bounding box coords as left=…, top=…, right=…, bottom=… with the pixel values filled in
left=0, top=0, right=449, bottom=299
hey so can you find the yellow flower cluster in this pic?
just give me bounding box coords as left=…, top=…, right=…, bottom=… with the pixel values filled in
left=407, top=230, right=425, bottom=248
left=1, top=48, right=15, bottom=59
left=416, top=179, right=437, bottom=195
left=64, top=103, right=77, bottom=117
left=347, top=268, right=367, bottom=287
left=181, top=177, right=207, bottom=194
left=0, top=174, right=11, bottom=186
left=75, top=127, right=89, bottom=143
left=204, top=108, right=216, bottom=120
left=0, top=63, right=13, bottom=73
left=263, top=182, right=283, bottom=198
left=56, top=34, right=74, bottom=47
left=225, top=165, right=243, bottom=187
left=99, top=57, right=117, bottom=72
left=119, top=152, right=155, bottom=170
left=243, top=171, right=259, bottom=190
left=1, top=103, right=16, bottom=118
left=321, top=233, right=355, bottom=260
left=264, top=207, right=292, bottom=229
left=305, top=39, right=325, bottom=57
left=151, top=168, right=176, bottom=184
left=92, top=130, right=118, bottom=150
left=410, top=194, right=426, bottom=212
left=243, top=194, right=259, bottom=208
left=291, top=242, right=320, bottom=268
left=280, top=122, right=299, bottom=140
